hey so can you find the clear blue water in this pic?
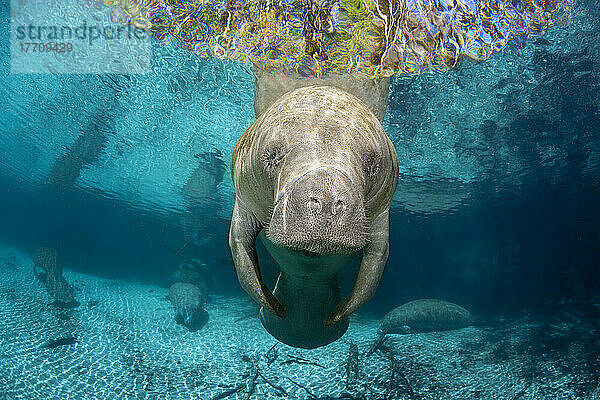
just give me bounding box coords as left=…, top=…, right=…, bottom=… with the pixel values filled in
left=0, top=0, right=599, bottom=398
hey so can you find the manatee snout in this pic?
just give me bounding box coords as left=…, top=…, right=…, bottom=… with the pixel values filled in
left=268, top=168, right=366, bottom=254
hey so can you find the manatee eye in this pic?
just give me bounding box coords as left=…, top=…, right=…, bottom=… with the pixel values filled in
left=262, top=145, right=285, bottom=174
left=364, top=150, right=381, bottom=180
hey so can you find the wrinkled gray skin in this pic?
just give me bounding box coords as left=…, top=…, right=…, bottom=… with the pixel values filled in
left=229, top=70, right=398, bottom=348
left=169, top=282, right=208, bottom=331
left=380, top=299, right=474, bottom=334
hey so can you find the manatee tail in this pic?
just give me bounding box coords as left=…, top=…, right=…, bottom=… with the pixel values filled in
left=366, top=331, right=386, bottom=357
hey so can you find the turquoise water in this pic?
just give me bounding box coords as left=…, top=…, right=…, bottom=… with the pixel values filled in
left=0, top=0, right=599, bottom=398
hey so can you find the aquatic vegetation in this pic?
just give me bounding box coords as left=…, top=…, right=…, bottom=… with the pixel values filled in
left=381, top=350, right=418, bottom=400
left=210, top=354, right=289, bottom=399
left=102, top=0, right=573, bottom=77
left=345, top=341, right=360, bottom=389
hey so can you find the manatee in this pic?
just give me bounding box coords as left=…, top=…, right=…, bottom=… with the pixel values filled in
left=380, top=299, right=474, bottom=334
left=168, top=282, right=208, bottom=331
left=229, top=71, right=398, bottom=348
left=48, top=108, right=110, bottom=187
left=168, top=259, right=210, bottom=297
left=367, top=299, right=473, bottom=356
left=33, top=247, right=78, bottom=308
left=182, top=150, right=228, bottom=246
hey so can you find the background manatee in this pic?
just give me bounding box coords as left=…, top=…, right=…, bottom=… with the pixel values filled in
left=32, top=247, right=78, bottom=308
left=380, top=299, right=474, bottom=334
left=367, top=299, right=474, bottom=356
left=168, top=259, right=212, bottom=299
left=168, top=282, right=209, bottom=332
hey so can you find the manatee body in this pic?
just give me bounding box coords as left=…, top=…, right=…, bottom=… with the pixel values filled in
left=47, top=279, right=77, bottom=308
left=229, top=72, right=398, bottom=348
left=381, top=299, right=473, bottom=334
left=33, top=247, right=78, bottom=308
left=169, top=282, right=208, bottom=331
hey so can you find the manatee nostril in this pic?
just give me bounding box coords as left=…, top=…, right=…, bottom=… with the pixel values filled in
left=333, top=200, right=345, bottom=215
left=307, top=197, right=321, bottom=211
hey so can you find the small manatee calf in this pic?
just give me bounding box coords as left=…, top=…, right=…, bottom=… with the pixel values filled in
left=169, top=282, right=208, bottom=332
left=368, top=299, right=473, bottom=356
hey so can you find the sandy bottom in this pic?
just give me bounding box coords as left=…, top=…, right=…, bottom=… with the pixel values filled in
left=0, top=245, right=598, bottom=400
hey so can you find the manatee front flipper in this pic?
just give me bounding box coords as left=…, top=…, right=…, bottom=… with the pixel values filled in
left=325, top=209, right=390, bottom=325
left=229, top=199, right=285, bottom=318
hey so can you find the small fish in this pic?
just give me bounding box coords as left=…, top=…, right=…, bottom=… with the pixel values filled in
left=42, top=335, right=77, bottom=349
